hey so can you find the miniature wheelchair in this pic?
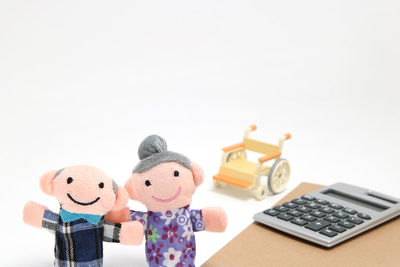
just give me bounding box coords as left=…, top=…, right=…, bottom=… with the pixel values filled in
left=213, top=125, right=291, bottom=200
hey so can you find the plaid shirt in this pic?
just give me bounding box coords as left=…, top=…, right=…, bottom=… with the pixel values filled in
left=42, top=209, right=122, bottom=267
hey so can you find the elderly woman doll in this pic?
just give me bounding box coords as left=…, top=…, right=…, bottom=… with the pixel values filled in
left=107, top=135, right=227, bottom=267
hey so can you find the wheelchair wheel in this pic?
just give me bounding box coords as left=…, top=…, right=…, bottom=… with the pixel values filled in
left=268, top=158, right=290, bottom=194
left=253, top=185, right=268, bottom=200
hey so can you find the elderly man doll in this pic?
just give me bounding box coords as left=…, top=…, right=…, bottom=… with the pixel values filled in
left=23, top=165, right=144, bottom=267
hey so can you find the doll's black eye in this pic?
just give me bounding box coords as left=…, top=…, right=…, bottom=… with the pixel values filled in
left=98, top=182, right=104, bottom=188
left=145, top=180, right=151, bottom=187
left=174, top=170, right=179, bottom=177
left=67, top=177, right=73, bottom=184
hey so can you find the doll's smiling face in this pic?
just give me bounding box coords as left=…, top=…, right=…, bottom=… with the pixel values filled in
left=53, top=165, right=117, bottom=215
left=126, top=162, right=200, bottom=212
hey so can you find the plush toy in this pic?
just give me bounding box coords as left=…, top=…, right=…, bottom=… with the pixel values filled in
left=107, top=135, right=227, bottom=267
left=23, top=165, right=144, bottom=267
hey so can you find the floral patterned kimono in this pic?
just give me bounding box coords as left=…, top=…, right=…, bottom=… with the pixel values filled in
left=130, top=205, right=205, bottom=267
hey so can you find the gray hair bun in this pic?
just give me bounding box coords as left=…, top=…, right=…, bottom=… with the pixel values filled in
left=138, top=135, right=168, bottom=160
left=133, top=135, right=191, bottom=173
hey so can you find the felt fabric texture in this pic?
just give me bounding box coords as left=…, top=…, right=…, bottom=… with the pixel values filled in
left=52, top=165, right=118, bottom=215
left=138, top=134, right=168, bottom=160
left=133, top=135, right=191, bottom=173
left=121, top=136, right=227, bottom=266
left=43, top=209, right=122, bottom=267
left=106, top=207, right=131, bottom=223
left=112, top=186, right=129, bottom=211
left=40, top=170, right=58, bottom=195
left=24, top=165, right=140, bottom=267
left=39, top=165, right=128, bottom=215
left=119, top=221, right=144, bottom=245
left=112, top=180, right=118, bottom=194
left=129, top=206, right=204, bottom=267
left=55, top=168, right=118, bottom=194
left=23, top=201, right=48, bottom=228
left=189, top=162, right=204, bottom=187
left=202, top=207, right=228, bottom=232
left=126, top=162, right=198, bottom=212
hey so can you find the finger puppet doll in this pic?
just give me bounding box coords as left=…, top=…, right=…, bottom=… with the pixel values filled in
left=23, top=165, right=144, bottom=267
left=107, top=135, right=228, bottom=267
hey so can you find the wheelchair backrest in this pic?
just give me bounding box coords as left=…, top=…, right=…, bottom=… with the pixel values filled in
left=243, top=137, right=281, bottom=155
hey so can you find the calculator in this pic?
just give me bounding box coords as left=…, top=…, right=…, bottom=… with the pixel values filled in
left=253, top=183, right=400, bottom=247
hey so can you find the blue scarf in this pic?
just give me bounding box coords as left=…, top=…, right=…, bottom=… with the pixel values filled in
left=60, top=209, right=102, bottom=225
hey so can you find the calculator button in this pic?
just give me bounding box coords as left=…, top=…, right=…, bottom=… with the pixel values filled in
left=342, top=207, right=357, bottom=215
left=324, top=215, right=340, bottom=223
left=292, top=199, right=308, bottom=205
left=301, top=195, right=316, bottom=201
left=301, top=214, right=317, bottom=222
left=297, top=206, right=312, bottom=213
left=315, top=199, right=329, bottom=205
left=274, top=206, right=289, bottom=212
left=333, top=211, right=349, bottom=219
left=357, top=213, right=371, bottom=220
left=328, top=203, right=343, bottom=210
left=347, top=217, right=364, bottom=225
left=338, top=220, right=355, bottom=229
left=319, top=228, right=337, bottom=237
left=263, top=209, right=280, bottom=216
left=277, top=213, right=294, bottom=221
left=291, top=218, right=308, bottom=226
left=310, top=211, right=326, bottom=218
left=305, top=203, right=321, bottom=209
left=287, top=210, right=303, bottom=217
left=318, top=207, right=334, bottom=214
left=305, top=220, right=331, bottom=231
left=329, top=225, right=347, bottom=233
left=283, top=202, right=298, bottom=209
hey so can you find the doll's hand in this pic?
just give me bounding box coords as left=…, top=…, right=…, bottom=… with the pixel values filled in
left=119, top=221, right=144, bottom=245
left=202, top=207, right=228, bottom=232
left=23, top=201, right=48, bottom=228
left=106, top=207, right=130, bottom=223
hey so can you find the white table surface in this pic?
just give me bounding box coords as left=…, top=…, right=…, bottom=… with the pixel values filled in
left=1, top=1, right=399, bottom=266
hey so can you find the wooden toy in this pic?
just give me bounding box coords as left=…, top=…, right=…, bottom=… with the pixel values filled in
left=213, top=125, right=291, bottom=200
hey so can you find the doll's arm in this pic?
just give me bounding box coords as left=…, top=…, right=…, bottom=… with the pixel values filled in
left=105, top=207, right=131, bottom=223
left=201, top=207, right=227, bottom=232
left=106, top=208, right=148, bottom=231
left=103, top=220, right=143, bottom=245
left=23, top=201, right=59, bottom=234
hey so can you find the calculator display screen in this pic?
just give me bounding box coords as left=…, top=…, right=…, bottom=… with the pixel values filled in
left=323, top=190, right=388, bottom=212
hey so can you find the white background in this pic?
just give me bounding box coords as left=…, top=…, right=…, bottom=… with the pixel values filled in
left=1, top=1, right=399, bottom=266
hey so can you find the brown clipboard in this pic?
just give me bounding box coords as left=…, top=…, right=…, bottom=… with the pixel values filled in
left=202, top=182, right=400, bottom=267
